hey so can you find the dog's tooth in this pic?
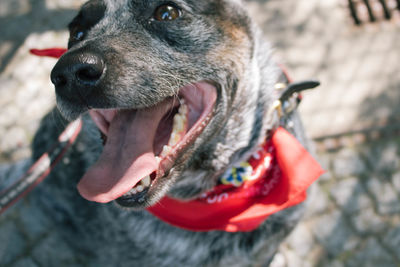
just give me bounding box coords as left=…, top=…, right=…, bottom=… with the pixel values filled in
left=177, top=115, right=186, bottom=133
left=173, top=114, right=184, bottom=132
left=163, top=103, right=188, bottom=154
left=168, top=132, right=176, bottom=146
left=178, top=103, right=188, bottom=115
left=141, top=175, right=151, bottom=187
left=160, top=145, right=172, bottom=157
left=178, top=104, right=188, bottom=130
left=163, top=145, right=172, bottom=154
left=130, top=188, right=137, bottom=194
left=136, top=185, right=144, bottom=193
left=155, top=156, right=161, bottom=164
left=168, top=132, right=179, bottom=146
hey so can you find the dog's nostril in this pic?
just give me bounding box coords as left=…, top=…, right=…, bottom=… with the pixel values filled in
left=52, top=74, right=68, bottom=88
left=76, top=65, right=103, bottom=84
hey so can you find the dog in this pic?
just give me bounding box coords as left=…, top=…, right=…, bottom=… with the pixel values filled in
left=9, top=0, right=315, bottom=265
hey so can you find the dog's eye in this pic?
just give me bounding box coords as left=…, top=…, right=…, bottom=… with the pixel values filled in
left=154, top=4, right=181, bottom=21
left=70, top=27, right=85, bottom=42
left=73, top=30, right=85, bottom=41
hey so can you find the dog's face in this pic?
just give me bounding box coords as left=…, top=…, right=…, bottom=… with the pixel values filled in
left=50, top=0, right=267, bottom=208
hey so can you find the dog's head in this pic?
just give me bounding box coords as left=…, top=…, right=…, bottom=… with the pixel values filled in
left=50, top=0, right=277, bottom=208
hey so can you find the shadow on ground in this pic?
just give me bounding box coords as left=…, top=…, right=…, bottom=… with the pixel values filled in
left=303, top=35, right=400, bottom=265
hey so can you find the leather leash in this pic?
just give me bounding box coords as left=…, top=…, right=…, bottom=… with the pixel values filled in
left=0, top=119, right=82, bottom=214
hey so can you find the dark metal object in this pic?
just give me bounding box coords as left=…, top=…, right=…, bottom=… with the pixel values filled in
left=278, top=80, right=320, bottom=103
left=348, top=0, right=399, bottom=25
left=379, top=0, right=392, bottom=19
left=348, top=0, right=362, bottom=24
left=364, top=0, right=376, bottom=22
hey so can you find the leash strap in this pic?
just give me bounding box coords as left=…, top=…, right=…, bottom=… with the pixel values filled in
left=0, top=119, right=82, bottom=215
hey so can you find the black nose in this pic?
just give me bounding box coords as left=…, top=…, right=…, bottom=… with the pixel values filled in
left=51, top=51, right=105, bottom=97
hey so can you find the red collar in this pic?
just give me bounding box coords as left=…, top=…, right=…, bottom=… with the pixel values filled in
left=147, top=127, right=324, bottom=232
left=30, top=48, right=323, bottom=232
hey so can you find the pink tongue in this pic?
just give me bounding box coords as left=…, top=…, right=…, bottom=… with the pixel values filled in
left=78, top=101, right=172, bottom=203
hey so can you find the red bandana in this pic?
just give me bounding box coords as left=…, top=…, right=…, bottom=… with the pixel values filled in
left=31, top=48, right=324, bottom=233
left=148, top=127, right=324, bottom=232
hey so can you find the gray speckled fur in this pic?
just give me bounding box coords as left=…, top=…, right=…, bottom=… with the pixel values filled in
left=24, top=0, right=308, bottom=265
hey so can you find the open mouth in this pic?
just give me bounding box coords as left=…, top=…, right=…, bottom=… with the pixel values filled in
left=77, top=82, right=217, bottom=206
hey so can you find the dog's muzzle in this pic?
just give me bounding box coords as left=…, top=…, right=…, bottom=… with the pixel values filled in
left=47, top=49, right=219, bottom=207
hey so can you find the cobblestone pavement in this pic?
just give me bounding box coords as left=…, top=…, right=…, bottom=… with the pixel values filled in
left=1, top=0, right=400, bottom=266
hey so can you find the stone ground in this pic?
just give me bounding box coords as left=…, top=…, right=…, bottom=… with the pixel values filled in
left=0, top=0, right=399, bottom=266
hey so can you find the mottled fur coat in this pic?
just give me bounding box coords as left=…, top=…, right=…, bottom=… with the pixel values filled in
left=2, top=0, right=309, bottom=266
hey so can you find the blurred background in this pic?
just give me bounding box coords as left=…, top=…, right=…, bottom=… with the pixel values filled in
left=0, top=0, right=399, bottom=266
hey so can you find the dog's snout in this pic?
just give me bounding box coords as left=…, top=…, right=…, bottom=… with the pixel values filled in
left=51, top=51, right=105, bottom=95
